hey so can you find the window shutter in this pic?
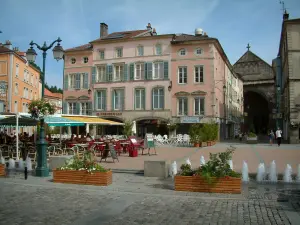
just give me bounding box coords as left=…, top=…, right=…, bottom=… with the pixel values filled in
left=92, top=67, right=96, bottom=84
left=107, top=65, right=113, bottom=82
left=103, top=90, right=107, bottom=111
left=76, top=102, right=80, bottom=115
left=94, top=91, right=97, bottom=110
left=144, top=62, right=148, bottom=80
left=88, top=102, right=92, bottom=115
left=123, top=64, right=128, bottom=81
left=141, top=89, right=145, bottom=110
left=161, top=89, right=165, bottom=109
left=184, top=98, right=188, bottom=115
left=75, top=73, right=80, bottom=89
left=84, top=73, right=88, bottom=89
left=151, top=89, right=154, bottom=110
left=129, top=63, right=134, bottom=80
left=62, top=101, right=68, bottom=114
left=134, top=89, right=136, bottom=109
left=163, top=61, right=169, bottom=80
left=111, top=90, right=114, bottom=111
left=120, top=89, right=125, bottom=110
left=147, top=62, right=153, bottom=80
left=64, top=74, right=68, bottom=90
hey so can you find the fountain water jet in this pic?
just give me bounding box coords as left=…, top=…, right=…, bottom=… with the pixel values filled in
left=256, top=163, right=266, bottom=182
left=26, top=157, right=32, bottom=171
left=169, top=161, right=177, bottom=178
left=18, top=158, right=24, bottom=171
left=186, top=158, right=192, bottom=167
left=242, top=161, right=249, bottom=183
left=283, top=164, right=293, bottom=183
left=296, top=164, right=300, bottom=183
left=228, top=160, right=233, bottom=170
left=0, top=156, right=5, bottom=165
left=268, top=160, right=278, bottom=183
left=8, top=158, right=15, bottom=170
left=200, top=156, right=205, bottom=166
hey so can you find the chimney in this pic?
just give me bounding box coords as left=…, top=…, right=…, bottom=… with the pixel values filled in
left=152, top=28, right=157, bottom=35
left=100, top=23, right=108, bottom=38
left=283, top=10, right=289, bottom=20
left=4, top=40, right=12, bottom=50
left=13, top=47, right=19, bottom=52
left=146, top=23, right=152, bottom=31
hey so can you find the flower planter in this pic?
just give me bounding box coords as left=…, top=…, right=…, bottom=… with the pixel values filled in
left=246, top=137, right=258, bottom=144
left=201, top=142, right=208, bottom=147
left=0, top=164, right=6, bottom=177
left=53, top=169, right=112, bottom=186
left=193, top=143, right=200, bottom=147
left=175, top=175, right=241, bottom=194
left=207, top=141, right=212, bottom=146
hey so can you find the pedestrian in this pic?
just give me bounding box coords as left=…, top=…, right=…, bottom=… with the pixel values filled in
left=239, top=132, right=243, bottom=142
left=269, top=130, right=275, bottom=145
left=275, top=127, right=282, bottom=147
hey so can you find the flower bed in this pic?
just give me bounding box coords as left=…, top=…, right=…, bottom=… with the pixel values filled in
left=175, top=175, right=241, bottom=193
left=175, top=146, right=241, bottom=194
left=53, top=169, right=112, bottom=186
left=53, top=149, right=112, bottom=186
left=0, top=164, right=6, bottom=177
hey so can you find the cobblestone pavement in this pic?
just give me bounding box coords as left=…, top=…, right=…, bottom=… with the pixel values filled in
left=1, top=172, right=300, bottom=225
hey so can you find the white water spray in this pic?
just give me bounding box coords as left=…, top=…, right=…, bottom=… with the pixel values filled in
left=170, top=161, right=177, bottom=178
left=296, top=164, right=300, bottom=183
left=242, top=161, right=249, bottom=183
left=8, top=158, right=15, bottom=170
left=283, top=164, right=293, bottom=183
left=186, top=158, right=192, bottom=167
left=200, top=156, right=205, bottom=166
left=26, top=157, right=32, bottom=171
left=0, top=156, right=5, bottom=165
left=268, top=160, right=278, bottom=183
left=18, top=158, right=24, bottom=171
left=228, top=160, right=233, bottom=170
left=256, top=163, right=266, bottom=182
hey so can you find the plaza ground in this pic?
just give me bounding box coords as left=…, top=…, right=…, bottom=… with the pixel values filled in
left=99, top=143, right=300, bottom=175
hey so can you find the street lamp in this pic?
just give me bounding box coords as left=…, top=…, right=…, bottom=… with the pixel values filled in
left=223, top=85, right=226, bottom=140
left=26, top=37, right=64, bottom=177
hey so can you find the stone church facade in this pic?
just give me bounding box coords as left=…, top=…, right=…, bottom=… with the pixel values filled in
left=233, top=47, right=276, bottom=135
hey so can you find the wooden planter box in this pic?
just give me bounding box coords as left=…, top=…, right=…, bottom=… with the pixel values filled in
left=53, top=169, right=112, bottom=186
left=0, top=164, right=6, bottom=177
left=175, top=175, right=241, bottom=194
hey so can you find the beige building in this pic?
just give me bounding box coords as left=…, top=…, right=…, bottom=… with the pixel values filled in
left=278, top=12, right=300, bottom=143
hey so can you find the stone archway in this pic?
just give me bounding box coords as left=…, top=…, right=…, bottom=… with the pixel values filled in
left=244, top=90, right=274, bottom=134
left=134, top=117, right=168, bottom=137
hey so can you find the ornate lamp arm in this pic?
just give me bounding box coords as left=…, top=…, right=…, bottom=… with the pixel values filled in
left=29, top=37, right=62, bottom=52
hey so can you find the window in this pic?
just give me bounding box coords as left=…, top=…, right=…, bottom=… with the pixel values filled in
left=23, top=87, right=26, bottom=98
left=153, top=62, right=164, bottom=79
left=178, top=48, right=186, bottom=56
left=83, top=57, right=88, bottom=63
left=36, top=76, right=38, bottom=87
left=81, top=102, right=89, bottom=115
left=195, top=48, right=202, bottom=55
left=16, top=64, right=19, bottom=77
left=96, top=90, right=106, bottom=110
left=137, top=46, right=144, bottom=56
left=71, top=58, right=76, bottom=64
left=14, top=101, right=18, bottom=113
left=113, top=89, right=124, bottom=110
left=135, top=89, right=145, bottom=110
left=152, top=88, right=164, bottom=109
left=178, top=98, right=188, bottom=116
left=194, top=66, right=204, bottom=83
left=194, top=97, right=205, bottom=116
left=68, top=102, right=76, bottom=114
left=116, top=48, right=123, bottom=58
left=155, top=44, right=162, bottom=55
left=97, top=66, right=106, bottom=82
left=15, top=83, right=18, bottom=95
left=99, top=51, right=105, bottom=59
left=114, top=65, right=123, bottom=81
left=23, top=70, right=26, bottom=81
left=135, top=63, right=144, bottom=80
left=30, top=90, right=33, bottom=100
left=22, top=103, right=26, bottom=113
left=31, top=74, right=33, bottom=85
left=178, top=67, right=187, bottom=84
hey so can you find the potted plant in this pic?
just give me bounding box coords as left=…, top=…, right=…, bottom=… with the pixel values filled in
left=123, top=120, right=133, bottom=137
left=29, top=99, right=56, bottom=119
left=53, top=149, right=112, bottom=186
left=189, top=124, right=200, bottom=147
left=200, top=128, right=208, bottom=147
left=175, top=146, right=241, bottom=193
left=246, top=132, right=258, bottom=144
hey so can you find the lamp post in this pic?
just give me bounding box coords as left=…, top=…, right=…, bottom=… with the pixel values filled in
left=26, top=38, right=64, bottom=177
left=223, top=85, right=226, bottom=140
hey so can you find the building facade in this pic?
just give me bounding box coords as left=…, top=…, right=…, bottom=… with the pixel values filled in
left=63, top=23, right=243, bottom=137
left=0, top=41, right=40, bottom=113
left=170, top=32, right=243, bottom=138
left=276, top=12, right=300, bottom=143
left=44, top=88, right=63, bottom=114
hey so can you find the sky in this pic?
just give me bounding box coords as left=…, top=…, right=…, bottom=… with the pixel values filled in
left=1, top=0, right=299, bottom=88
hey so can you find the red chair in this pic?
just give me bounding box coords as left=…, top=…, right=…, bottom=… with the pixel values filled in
left=114, top=141, right=122, bottom=156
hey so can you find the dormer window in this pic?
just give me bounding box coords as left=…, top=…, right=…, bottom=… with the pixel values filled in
left=71, top=58, right=76, bottom=64
left=83, top=57, right=88, bottom=63
left=178, top=48, right=186, bottom=56
left=195, top=48, right=203, bottom=55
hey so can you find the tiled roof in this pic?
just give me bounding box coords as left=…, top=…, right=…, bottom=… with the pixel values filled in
left=64, top=43, right=93, bottom=52
left=0, top=45, right=13, bottom=53
left=91, top=29, right=149, bottom=42
left=45, top=88, right=63, bottom=99
left=171, top=33, right=212, bottom=42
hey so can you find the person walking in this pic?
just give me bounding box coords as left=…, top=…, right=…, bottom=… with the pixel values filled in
left=275, top=127, right=282, bottom=147
left=269, top=130, right=275, bottom=145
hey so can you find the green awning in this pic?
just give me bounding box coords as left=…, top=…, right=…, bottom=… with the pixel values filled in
left=45, top=117, right=85, bottom=127
left=0, top=116, right=38, bottom=127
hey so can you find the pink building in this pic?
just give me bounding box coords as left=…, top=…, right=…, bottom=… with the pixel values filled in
left=170, top=30, right=243, bottom=138
left=63, top=24, right=243, bottom=138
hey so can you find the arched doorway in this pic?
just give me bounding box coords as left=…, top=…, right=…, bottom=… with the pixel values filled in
left=244, top=91, right=270, bottom=134
left=135, top=118, right=168, bottom=138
